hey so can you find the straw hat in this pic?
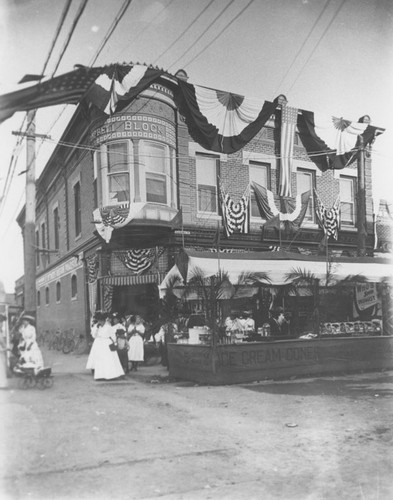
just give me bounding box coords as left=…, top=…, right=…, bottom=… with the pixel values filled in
left=21, top=314, right=35, bottom=323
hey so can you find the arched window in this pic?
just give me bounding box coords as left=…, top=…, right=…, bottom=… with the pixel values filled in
left=71, top=274, right=77, bottom=298
left=37, top=290, right=40, bottom=307
left=45, top=287, right=49, bottom=305
left=56, top=281, right=61, bottom=302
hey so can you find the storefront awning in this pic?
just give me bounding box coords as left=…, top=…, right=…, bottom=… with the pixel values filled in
left=159, top=249, right=393, bottom=291
left=101, top=273, right=166, bottom=286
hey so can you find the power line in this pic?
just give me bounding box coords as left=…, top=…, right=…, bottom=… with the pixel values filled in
left=51, top=0, right=90, bottom=77
left=89, top=0, right=133, bottom=67
left=153, top=0, right=216, bottom=65
left=274, top=0, right=333, bottom=94
left=42, top=0, right=74, bottom=76
left=167, top=0, right=237, bottom=71
left=286, top=0, right=347, bottom=94
left=181, top=0, right=256, bottom=68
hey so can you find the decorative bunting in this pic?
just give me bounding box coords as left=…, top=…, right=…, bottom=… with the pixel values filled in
left=86, top=254, right=99, bottom=283
left=116, top=247, right=164, bottom=274
left=220, top=181, right=250, bottom=237
left=279, top=105, right=298, bottom=197
left=297, top=110, right=384, bottom=171
left=103, top=285, right=114, bottom=312
left=251, top=181, right=311, bottom=232
left=314, top=190, right=341, bottom=240
left=174, top=80, right=279, bottom=153
left=93, top=202, right=145, bottom=243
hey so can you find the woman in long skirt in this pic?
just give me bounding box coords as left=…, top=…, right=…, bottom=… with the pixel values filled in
left=128, top=331, right=144, bottom=371
left=86, top=312, right=124, bottom=380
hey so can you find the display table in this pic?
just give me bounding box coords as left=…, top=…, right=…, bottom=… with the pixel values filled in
left=167, top=336, right=393, bottom=385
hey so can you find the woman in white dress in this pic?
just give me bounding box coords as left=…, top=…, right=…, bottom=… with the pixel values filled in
left=127, top=315, right=144, bottom=371
left=86, top=312, right=124, bottom=380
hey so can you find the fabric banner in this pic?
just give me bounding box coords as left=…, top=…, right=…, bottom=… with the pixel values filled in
left=115, top=247, right=164, bottom=274
left=279, top=105, right=298, bottom=197
left=251, top=181, right=311, bottom=233
left=85, top=64, right=163, bottom=115
left=297, top=110, right=384, bottom=171
left=314, top=190, right=340, bottom=240
left=220, top=182, right=249, bottom=237
left=102, top=285, right=114, bottom=313
left=86, top=253, right=99, bottom=283
left=174, top=80, right=279, bottom=153
left=0, top=63, right=163, bottom=123
left=93, top=202, right=145, bottom=243
left=88, top=282, right=98, bottom=316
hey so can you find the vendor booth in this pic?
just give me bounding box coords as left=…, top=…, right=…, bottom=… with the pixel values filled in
left=161, top=249, right=393, bottom=384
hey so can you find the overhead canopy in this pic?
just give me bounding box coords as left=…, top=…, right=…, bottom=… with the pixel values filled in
left=159, top=249, right=393, bottom=291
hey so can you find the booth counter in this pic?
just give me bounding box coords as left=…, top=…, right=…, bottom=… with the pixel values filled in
left=167, top=336, right=393, bottom=385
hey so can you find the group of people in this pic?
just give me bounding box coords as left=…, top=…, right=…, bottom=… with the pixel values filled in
left=86, top=312, right=147, bottom=381
left=223, top=307, right=290, bottom=339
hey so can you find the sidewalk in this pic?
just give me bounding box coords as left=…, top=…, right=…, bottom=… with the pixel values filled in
left=41, top=346, right=170, bottom=383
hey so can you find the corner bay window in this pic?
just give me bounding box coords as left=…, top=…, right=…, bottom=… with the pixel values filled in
left=97, top=139, right=176, bottom=208
left=340, top=176, right=356, bottom=225
left=196, top=154, right=219, bottom=214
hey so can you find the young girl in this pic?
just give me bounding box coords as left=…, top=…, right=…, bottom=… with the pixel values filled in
left=127, top=316, right=144, bottom=371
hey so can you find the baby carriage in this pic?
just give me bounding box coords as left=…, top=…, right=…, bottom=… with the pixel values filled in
left=14, top=365, right=54, bottom=390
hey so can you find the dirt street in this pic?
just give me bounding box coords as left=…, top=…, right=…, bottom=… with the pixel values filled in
left=0, top=348, right=392, bottom=500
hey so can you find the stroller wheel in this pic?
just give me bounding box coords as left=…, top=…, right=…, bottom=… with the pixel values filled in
left=44, top=377, right=54, bottom=388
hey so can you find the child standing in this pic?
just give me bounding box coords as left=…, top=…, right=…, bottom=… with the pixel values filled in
left=128, top=330, right=144, bottom=371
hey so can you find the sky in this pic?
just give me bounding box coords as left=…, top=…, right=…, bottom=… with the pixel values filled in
left=0, top=0, right=392, bottom=292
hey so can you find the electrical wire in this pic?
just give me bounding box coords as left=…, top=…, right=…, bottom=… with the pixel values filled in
left=89, top=0, right=133, bottom=67
left=42, top=0, right=74, bottom=76
left=286, top=0, right=347, bottom=94
left=274, top=0, right=332, bottom=94
left=181, top=0, right=255, bottom=68
left=51, top=0, right=90, bottom=77
left=153, top=0, right=216, bottom=65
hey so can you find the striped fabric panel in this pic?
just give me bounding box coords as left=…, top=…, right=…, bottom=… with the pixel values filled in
left=279, top=105, right=298, bottom=197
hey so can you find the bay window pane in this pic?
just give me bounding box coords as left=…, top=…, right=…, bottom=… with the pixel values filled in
left=109, top=173, right=129, bottom=202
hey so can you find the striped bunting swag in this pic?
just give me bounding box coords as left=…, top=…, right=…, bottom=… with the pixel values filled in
left=100, top=203, right=130, bottom=226
left=315, top=190, right=340, bottom=240
left=86, top=254, right=99, bottom=284
left=220, top=182, right=250, bottom=237
left=279, top=105, right=298, bottom=197
left=117, top=247, right=164, bottom=274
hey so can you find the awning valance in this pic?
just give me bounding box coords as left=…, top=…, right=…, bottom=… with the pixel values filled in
left=100, top=273, right=165, bottom=286
left=159, top=249, right=393, bottom=290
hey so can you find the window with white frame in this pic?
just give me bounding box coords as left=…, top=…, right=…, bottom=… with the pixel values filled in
left=340, top=176, right=356, bottom=225
left=74, top=181, right=81, bottom=236
left=249, top=161, right=270, bottom=218
left=107, top=142, right=130, bottom=204
left=296, top=169, right=315, bottom=222
left=196, top=154, right=219, bottom=214
left=53, top=206, right=59, bottom=250
left=142, top=142, right=169, bottom=204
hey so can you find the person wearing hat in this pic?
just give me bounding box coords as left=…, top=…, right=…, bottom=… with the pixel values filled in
left=86, top=311, right=124, bottom=380
left=242, top=311, right=255, bottom=338
left=269, top=307, right=286, bottom=336
left=18, top=315, right=36, bottom=344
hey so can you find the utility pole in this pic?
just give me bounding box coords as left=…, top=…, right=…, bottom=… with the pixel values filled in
left=23, top=110, right=37, bottom=315
left=357, top=134, right=367, bottom=256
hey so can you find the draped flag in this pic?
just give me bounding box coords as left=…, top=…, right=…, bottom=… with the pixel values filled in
left=116, top=247, right=164, bottom=274
left=251, top=181, right=311, bottom=233
left=93, top=202, right=145, bottom=243
left=297, top=110, right=385, bottom=171
left=314, top=190, right=341, bottom=240
left=279, top=105, right=298, bottom=197
left=85, top=64, right=163, bottom=115
left=86, top=253, right=99, bottom=283
left=174, top=80, right=279, bottom=153
left=0, top=63, right=163, bottom=123
left=0, top=66, right=103, bottom=123
left=220, top=181, right=250, bottom=237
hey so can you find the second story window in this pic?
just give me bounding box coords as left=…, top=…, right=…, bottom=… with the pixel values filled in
left=249, top=161, right=270, bottom=218
left=196, top=154, right=219, bottom=214
left=296, top=169, right=315, bottom=222
left=143, top=142, right=169, bottom=204
left=74, top=181, right=81, bottom=237
left=53, top=206, right=59, bottom=250
left=340, top=176, right=356, bottom=225
left=107, top=142, right=129, bottom=203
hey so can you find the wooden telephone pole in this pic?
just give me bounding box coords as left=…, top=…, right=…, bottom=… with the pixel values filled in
left=357, top=135, right=367, bottom=257
left=23, top=110, right=37, bottom=315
